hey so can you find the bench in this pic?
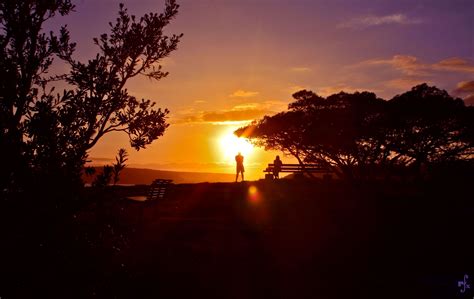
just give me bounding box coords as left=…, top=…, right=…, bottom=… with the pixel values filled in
left=264, top=163, right=331, bottom=179
left=126, top=179, right=173, bottom=202
left=147, top=179, right=173, bottom=200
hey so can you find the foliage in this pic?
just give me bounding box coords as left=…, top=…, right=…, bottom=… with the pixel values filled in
left=385, top=84, right=474, bottom=165
left=91, top=148, right=128, bottom=187
left=0, top=1, right=182, bottom=195
left=112, top=148, right=128, bottom=185
left=92, top=165, right=114, bottom=188
left=0, top=0, right=76, bottom=192
left=236, top=84, right=474, bottom=179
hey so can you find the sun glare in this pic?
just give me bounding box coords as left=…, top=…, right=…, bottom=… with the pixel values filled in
left=218, top=127, right=254, bottom=164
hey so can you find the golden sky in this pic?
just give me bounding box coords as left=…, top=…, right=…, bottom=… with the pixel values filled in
left=50, top=0, right=474, bottom=180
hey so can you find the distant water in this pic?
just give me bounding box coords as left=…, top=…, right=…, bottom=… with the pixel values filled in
left=83, top=167, right=236, bottom=184
left=84, top=183, right=137, bottom=187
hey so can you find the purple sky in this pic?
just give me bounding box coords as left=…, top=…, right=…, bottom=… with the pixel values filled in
left=47, top=0, right=474, bottom=178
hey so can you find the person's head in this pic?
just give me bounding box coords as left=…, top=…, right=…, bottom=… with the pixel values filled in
left=238, top=152, right=241, bottom=156
left=276, top=155, right=280, bottom=160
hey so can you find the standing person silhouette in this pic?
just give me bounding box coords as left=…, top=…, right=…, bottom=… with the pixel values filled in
left=273, top=155, right=282, bottom=179
left=235, top=152, right=244, bottom=182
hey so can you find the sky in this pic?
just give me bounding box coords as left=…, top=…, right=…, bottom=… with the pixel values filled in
left=48, top=0, right=474, bottom=180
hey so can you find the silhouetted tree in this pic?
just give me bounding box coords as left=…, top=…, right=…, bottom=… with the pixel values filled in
left=385, top=84, right=474, bottom=168
left=236, top=85, right=474, bottom=180
left=1, top=1, right=182, bottom=196
left=0, top=0, right=76, bottom=193
left=236, top=90, right=388, bottom=178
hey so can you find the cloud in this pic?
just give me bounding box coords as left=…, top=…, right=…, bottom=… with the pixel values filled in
left=454, top=81, right=474, bottom=94
left=286, top=84, right=380, bottom=97
left=174, top=104, right=275, bottom=125
left=338, top=13, right=422, bottom=29
left=353, top=55, right=474, bottom=95
left=359, top=55, right=428, bottom=76
left=286, top=85, right=311, bottom=94
left=290, top=67, right=312, bottom=72
left=202, top=109, right=270, bottom=122
left=260, top=100, right=289, bottom=112
left=463, top=94, right=474, bottom=106
left=229, top=89, right=259, bottom=98
left=87, top=157, right=114, bottom=164
left=357, top=55, right=474, bottom=76
left=316, top=84, right=368, bottom=96
left=454, top=81, right=474, bottom=106
left=194, top=99, right=207, bottom=104
left=385, top=77, right=432, bottom=90
left=232, top=103, right=259, bottom=110
left=433, top=58, right=474, bottom=73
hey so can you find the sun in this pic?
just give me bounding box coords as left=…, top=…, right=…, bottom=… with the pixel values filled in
left=218, top=127, right=254, bottom=164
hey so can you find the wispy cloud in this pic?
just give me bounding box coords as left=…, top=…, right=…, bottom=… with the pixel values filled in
left=384, top=78, right=432, bottom=90
left=286, top=85, right=311, bottom=94
left=201, top=109, right=270, bottom=122
left=290, top=67, right=312, bottom=73
left=453, top=80, right=474, bottom=106
left=229, top=89, right=259, bottom=98
left=356, top=55, right=474, bottom=76
left=286, top=84, right=380, bottom=98
left=352, top=55, right=474, bottom=93
left=464, top=94, right=474, bottom=106
left=173, top=103, right=277, bottom=125
left=357, top=55, right=428, bottom=76
left=453, top=80, right=474, bottom=94
left=316, top=84, right=380, bottom=97
left=338, top=13, right=423, bottom=29
left=87, top=157, right=114, bottom=165
left=433, top=58, right=474, bottom=73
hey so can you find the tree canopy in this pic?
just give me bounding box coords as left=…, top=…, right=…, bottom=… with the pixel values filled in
left=235, top=84, right=474, bottom=179
left=0, top=0, right=182, bottom=195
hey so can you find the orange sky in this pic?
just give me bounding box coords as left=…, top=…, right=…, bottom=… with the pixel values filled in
left=49, top=0, right=473, bottom=181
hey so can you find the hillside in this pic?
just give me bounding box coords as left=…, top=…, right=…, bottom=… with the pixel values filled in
left=83, top=167, right=235, bottom=185
left=2, top=180, right=472, bottom=298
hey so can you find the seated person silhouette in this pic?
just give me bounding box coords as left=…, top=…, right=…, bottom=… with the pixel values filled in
left=273, top=155, right=282, bottom=179
left=235, top=152, right=244, bottom=182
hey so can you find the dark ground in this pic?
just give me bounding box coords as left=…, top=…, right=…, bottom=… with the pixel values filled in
left=1, top=179, right=473, bottom=299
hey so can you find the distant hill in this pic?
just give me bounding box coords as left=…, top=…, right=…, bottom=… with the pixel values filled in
left=83, top=167, right=235, bottom=185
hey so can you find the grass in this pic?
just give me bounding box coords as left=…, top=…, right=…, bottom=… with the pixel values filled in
left=1, top=179, right=473, bottom=298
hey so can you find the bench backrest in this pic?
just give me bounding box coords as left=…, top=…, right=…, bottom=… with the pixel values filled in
left=147, top=179, right=173, bottom=200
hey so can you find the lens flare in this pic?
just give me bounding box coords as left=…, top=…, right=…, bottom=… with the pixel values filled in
left=248, top=185, right=260, bottom=203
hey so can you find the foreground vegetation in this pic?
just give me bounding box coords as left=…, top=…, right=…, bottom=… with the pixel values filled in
left=1, top=176, right=472, bottom=298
